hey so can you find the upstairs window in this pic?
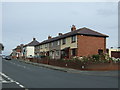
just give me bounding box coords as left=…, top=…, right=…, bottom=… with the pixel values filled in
left=54, top=41, right=57, bottom=46
left=45, top=44, right=47, bottom=48
left=57, top=40, right=60, bottom=45
left=40, top=45, right=42, bottom=49
left=51, top=42, right=54, bottom=46
left=62, top=38, right=66, bottom=45
left=71, top=36, right=76, bottom=43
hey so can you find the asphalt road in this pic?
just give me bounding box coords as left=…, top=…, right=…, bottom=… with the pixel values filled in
left=2, top=59, right=118, bottom=88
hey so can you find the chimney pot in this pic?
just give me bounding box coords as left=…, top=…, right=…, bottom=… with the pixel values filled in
left=58, top=33, right=62, bottom=36
left=71, top=25, right=76, bottom=31
left=48, top=36, right=52, bottom=39
left=33, top=38, right=36, bottom=41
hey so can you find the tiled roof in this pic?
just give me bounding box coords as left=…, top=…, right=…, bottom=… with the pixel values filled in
left=24, top=39, right=39, bottom=47
left=36, top=27, right=109, bottom=46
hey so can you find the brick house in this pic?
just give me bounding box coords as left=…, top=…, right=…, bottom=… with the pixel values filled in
left=11, top=44, right=24, bottom=59
left=35, top=25, right=108, bottom=59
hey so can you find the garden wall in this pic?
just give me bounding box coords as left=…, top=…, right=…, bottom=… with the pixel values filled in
left=26, top=58, right=119, bottom=71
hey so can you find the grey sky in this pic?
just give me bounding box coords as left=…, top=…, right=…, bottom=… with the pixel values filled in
left=2, top=2, right=118, bottom=55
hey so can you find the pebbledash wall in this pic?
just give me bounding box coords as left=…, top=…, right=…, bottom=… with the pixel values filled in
left=77, top=35, right=106, bottom=57
left=61, top=36, right=77, bottom=50
left=26, top=46, right=35, bottom=57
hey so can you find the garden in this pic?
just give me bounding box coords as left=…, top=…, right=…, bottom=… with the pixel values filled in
left=26, top=54, right=119, bottom=71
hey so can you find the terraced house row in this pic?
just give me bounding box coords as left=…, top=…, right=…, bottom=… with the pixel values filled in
left=11, top=25, right=109, bottom=59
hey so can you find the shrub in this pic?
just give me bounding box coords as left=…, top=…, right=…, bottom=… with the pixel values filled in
left=92, top=54, right=100, bottom=61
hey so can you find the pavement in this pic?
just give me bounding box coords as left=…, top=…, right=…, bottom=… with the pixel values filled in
left=17, top=59, right=119, bottom=77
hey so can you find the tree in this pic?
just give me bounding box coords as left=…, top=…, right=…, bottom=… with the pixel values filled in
left=0, top=43, right=4, bottom=51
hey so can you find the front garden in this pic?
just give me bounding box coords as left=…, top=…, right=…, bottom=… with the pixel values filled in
left=25, top=54, right=119, bottom=71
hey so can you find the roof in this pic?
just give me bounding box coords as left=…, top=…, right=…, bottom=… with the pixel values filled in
left=24, top=39, right=39, bottom=47
left=36, top=27, right=109, bottom=46
left=13, top=46, right=21, bottom=50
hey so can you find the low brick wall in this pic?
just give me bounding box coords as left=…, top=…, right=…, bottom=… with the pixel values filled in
left=84, top=63, right=119, bottom=71
left=26, top=58, right=119, bottom=71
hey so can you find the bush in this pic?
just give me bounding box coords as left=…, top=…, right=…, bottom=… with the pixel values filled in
left=92, top=54, right=100, bottom=61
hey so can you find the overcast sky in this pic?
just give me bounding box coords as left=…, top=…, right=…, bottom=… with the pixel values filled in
left=2, top=2, right=118, bottom=55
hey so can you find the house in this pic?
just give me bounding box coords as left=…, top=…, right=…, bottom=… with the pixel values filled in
left=35, top=25, right=108, bottom=59
left=108, top=48, right=120, bottom=58
left=11, top=44, right=24, bottom=59
left=23, top=38, right=39, bottom=58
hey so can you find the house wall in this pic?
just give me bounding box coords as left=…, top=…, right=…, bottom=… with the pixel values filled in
left=26, top=46, right=35, bottom=57
left=11, top=50, right=17, bottom=58
left=34, top=45, right=40, bottom=56
left=40, top=44, right=49, bottom=52
left=61, top=36, right=77, bottom=50
left=77, top=35, right=106, bottom=57
left=49, top=40, right=61, bottom=59
left=109, top=49, right=120, bottom=57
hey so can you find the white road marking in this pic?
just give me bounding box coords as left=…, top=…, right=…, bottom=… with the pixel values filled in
left=0, top=72, right=25, bottom=88
left=19, top=85, right=24, bottom=88
left=16, top=82, right=20, bottom=84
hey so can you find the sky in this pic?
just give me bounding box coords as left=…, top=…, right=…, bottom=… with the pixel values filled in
left=1, top=2, right=118, bottom=55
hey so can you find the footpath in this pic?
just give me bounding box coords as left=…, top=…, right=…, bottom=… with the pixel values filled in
left=16, top=59, right=118, bottom=77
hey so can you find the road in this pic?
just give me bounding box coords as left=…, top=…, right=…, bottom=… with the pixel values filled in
left=1, top=59, right=118, bottom=88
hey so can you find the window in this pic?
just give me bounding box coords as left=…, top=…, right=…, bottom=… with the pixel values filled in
left=51, top=42, right=54, bottom=46
left=62, top=38, right=66, bottom=45
left=40, top=45, right=42, bottom=49
left=56, top=51, right=59, bottom=56
left=57, top=40, right=60, bottom=45
left=71, top=49, right=76, bottom=56
left=54, top=41, right=57, bottom=46
left=98, top=49, right=103, bottom=55
left=71, top=36, right=76, bottom=43
left=45, top=44, right=47, bottom=48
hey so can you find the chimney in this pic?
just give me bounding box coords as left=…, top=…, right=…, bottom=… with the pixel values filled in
left=48, top=36, right=52, bottom=39
left=33, top=38, right=36, bottom=41
left=58, top=33, right=62, bottom=36
left=71, top=25, right=76, bottom=31
left=20, top=44, right=24, bottom=47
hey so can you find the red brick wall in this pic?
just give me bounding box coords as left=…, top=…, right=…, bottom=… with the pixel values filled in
left=77, top=35, right=106, bottom=57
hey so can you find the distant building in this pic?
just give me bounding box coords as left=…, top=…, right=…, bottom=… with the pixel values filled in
left=35, top=25, right=109, bottom=59
left=11, top=44, right=24, bottom=59
left=109, top=48, right=120, bottom=58
left=23, top=38, right=39, bottom=58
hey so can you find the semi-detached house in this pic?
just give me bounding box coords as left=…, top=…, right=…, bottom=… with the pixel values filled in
left=23, top=38, right=39, bottom=58
left=35, top=25, right=109, bottom=59
left=12, top=44, right=24, bottom=59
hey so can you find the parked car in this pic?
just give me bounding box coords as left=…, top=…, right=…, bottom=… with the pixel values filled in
left=5, top=56, right=11, bottom=60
